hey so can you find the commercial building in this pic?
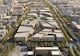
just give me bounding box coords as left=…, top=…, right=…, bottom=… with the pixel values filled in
left=35, top=46, right=62, bottom=56
left=17, top=26, right=34, bottom=34
left=14, top=32, right=30, bottom=42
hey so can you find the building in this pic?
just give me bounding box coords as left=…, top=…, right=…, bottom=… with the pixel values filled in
left=71, top=21, right=80, bottom=33
left=17, top=26, right=34, bottom=34
left=30, top=33, right=45, bottom=41
left=14, top=32, right=30, bottom=41
left=35, top=46, right=62, bottom=56
left=41, top=22, right=53, bottom=29
left=27, top=51, right=34, bottom=56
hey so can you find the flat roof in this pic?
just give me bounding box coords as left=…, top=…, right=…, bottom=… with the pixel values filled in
left=54, top=29, right=62, bottom=33
left=39, top=31, right=49, bottom=34
left=40, top=12, right=53, bottom=16
left=46, top=17, right=54, bottom=20
left=17, top=26, right=33, bottom=32
left=41, top=22, right=53, bottom=28
left=14, top=32, right=29, bottom=38
left=21, top=20, right=29, bottom=25
left=30, top=9, right=37, bottom=12
left=27, top=51, right=34, bottom=55
left=28, top=13, right=38, bottom=17
left=31, top=33, right=45, bottom=38
left=35, top=46, right=59, bottom=51
left=51, top=51, right=62, bottom=55
left=54, top=32, right=64, bottom=37
left=75, top=25, right=80, bottom=29
left=72, top=21, right=78, bottom=25
left=48, top=21, right=58, bottom=26
left=43, top=35, right=55, bottom=38
left=42, top=29, right=52, bottom=32
left=49, top=32, right=64, bottom=37
left=39, top=10, right=50, bottom=12
left=29, top=20, right=38, bottom=26
left=2, top=16, right=12, bottom=19
left=0, top=30, right=8, bottom=32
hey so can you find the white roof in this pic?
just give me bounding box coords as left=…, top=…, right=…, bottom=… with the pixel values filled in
left=41, top=22, right=53, bottom=28
left=2, top=16, right=12, bottom=19
left=40, top=10, right=50, bottom=12
left=14, top=32, right=29, bottom=37
left=39, top=31, right=49, bottom=34
left=75, top=25, right=80, bottom=29
left=32, top=33, right=45, bottom=38
left=46, top=17, right=54, bottom=20
left=40, top=14, right=44, bottom=17
left=40, top=12, right=53, bottom=16
left=27, top=51, right=34, bottom=55
left=54, top=30, right=62, bottom=32
left=36, top=46, right=59, bottom=51
left=0, top=30, right=8, bottom=32
left=28, top=13, right=38, bottom=17
left=30, top=9, right=37, bottom=12
left=17, top=26, right=33, bottom=32
left=43, top=35, right=55, bottom=38
left=54, top=32, right=64, bottom=37
left=49, top=32, right=64, bottom=37
left=51, top=51, right=62, bottom=55
left=48, top=21, right=58, bottom=26
left=14, top=3, right=22, bottom=8
left=72, top=21, right=78, bottom=25
left=21, top=20, right=29, bottom=25
left=18, top=0, right=27, bottom=2
left=42, top=29, right=52, bottom=32
left=44, top=8, right=50, bottom=10
left=29, top=20, right=38, bottom=27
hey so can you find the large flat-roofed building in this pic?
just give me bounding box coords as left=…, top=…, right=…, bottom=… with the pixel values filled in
left=71, top=21, right=80, bottom=33
left=2, top=16, right=12, bottom=20
left=48, top=32, right=65, bottom=42
left=30, top=33, right=45, bottom=41
left=75, top=25, right=80, bottom=33
left=39, top=28, right=52, bottom=34
left=46, top=17, right=54, bottom=21
left=14, top=32, right=30, bottom=41
left=29, top=19, right=38, bottom=28
left=47, top=21, right=60, bottom=29
left=51, top=51, right=62, bottom=56
left=28, top=13, right=38, bottom=18
left=41, top=22, right=53, bottom=29
left=40, top=9, right=50, bottom=12
left=40, top=12, right=53, bottom=17
left=41, top=35, right=55, bottom=41
left=42, top=28, right=52, bottom=32
left=54, top=29, right=62, bottom=33
left=17, top=0, right=28, bottom=3
left=17, top=26, right=34, bottom=34
left=35, top=46, right=62, bottom=56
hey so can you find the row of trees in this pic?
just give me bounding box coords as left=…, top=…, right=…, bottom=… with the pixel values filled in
left=27, top=42, right=54, bottom=50
left=68, top=45, right=80, bottom=56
